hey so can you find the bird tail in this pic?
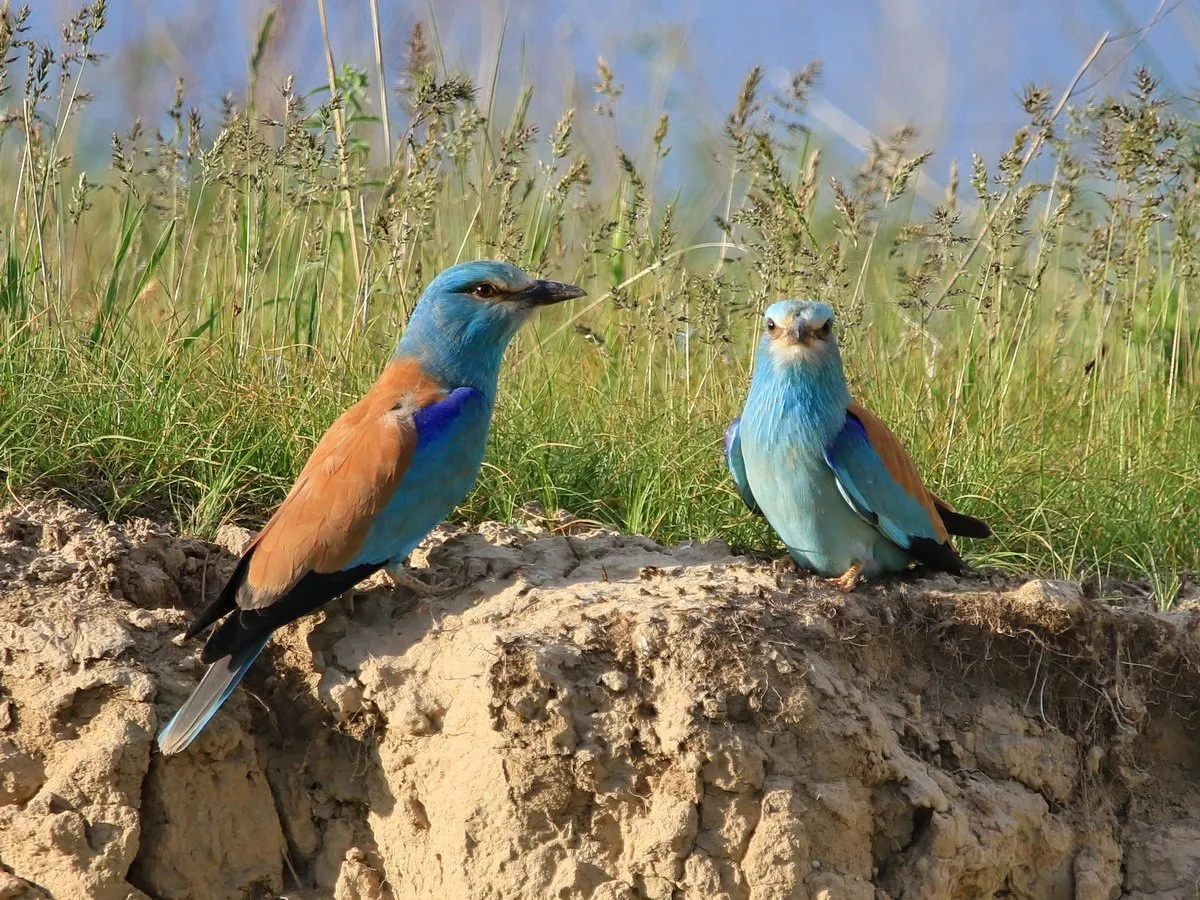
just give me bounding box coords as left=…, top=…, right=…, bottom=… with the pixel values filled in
left=933, top=500, right=993, bottom=539
left=157, top=637, right=269, bottom=755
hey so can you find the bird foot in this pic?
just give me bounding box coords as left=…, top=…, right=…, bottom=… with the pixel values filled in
left=828, top=561, right=864, bottom=594
left=385, top=565, right=446, bottom=597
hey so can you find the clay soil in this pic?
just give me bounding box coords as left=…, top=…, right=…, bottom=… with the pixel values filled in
left=2, top=497, right=1199, bottom=900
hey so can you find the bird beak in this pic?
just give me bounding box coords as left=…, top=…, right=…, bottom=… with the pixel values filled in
left=787, top=319, right=826, bottom=345
left=517, top=279, right=587, bottom=306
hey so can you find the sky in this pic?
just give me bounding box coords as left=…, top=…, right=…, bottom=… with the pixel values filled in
left=22, top=0, right=1200, bottom=196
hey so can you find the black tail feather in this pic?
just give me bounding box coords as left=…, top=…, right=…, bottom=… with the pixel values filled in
left=934, top=502, right=993, bottom=539
left=184, top=550, right=254, bottom=641
left=908, top=536, right=966, bottom=574
left=200, top=562, right=381, bottom=664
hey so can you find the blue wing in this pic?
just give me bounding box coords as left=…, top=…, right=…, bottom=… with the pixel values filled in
left=823, top=411, right=960, bottom=570
left=725, top=417, right=762, bottom=516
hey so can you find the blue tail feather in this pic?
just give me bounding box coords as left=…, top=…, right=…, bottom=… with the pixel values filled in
left=156, top=637, right=269, bottom=755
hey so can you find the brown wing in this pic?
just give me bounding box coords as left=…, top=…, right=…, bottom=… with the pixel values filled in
left=846, top=401, right=949, bottom=543
left=237, top=358, right=446, bottom=609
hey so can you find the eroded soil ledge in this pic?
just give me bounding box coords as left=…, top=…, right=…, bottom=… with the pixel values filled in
left=1, top=498, right=1199, bottom=900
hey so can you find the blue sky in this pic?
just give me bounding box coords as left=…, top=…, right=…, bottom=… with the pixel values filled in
left=25, top=0, right=1200, bottom=187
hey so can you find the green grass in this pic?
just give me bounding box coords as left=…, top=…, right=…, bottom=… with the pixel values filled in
left=1, top=6, right=1198, bottom=601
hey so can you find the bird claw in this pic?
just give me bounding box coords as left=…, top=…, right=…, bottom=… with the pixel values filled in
left=828, top=561, right=864, bottom=594
left=385, top=566, right=445, bottom=597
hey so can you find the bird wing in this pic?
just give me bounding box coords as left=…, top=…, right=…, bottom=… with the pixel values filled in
left=240, top=358, right=462, bottom=607
left=823, top=401, right=964, bottom=571
left=845, top=403, right=991, bottom=539
left=725, top=417, right=762, bottom=515
left=184, top=358, right=484, bottom=661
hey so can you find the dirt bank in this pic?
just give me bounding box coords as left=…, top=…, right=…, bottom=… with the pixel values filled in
left=1, top=498, right=1198, bottom=899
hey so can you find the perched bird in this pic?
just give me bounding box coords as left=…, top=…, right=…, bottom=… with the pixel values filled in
left=727, top=300, right=990, bottom=591
left=158, top=261, right=585, bottom=754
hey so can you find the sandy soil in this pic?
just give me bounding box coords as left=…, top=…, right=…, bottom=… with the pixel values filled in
left=1, top=497, right=1199, bottom=900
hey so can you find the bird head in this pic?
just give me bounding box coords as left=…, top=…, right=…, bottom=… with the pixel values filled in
left=748, top=299, right=851, bottom=435
left=759, top=300, right=840, bottom=367
left=418, top=260, right=585, bottom=336
left=398, top=260, right=585, bottom=390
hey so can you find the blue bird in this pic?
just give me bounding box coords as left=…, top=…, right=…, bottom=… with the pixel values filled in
left=158, top=261, right=585, bottom=754
left=727, top=300, right=991, bottom=591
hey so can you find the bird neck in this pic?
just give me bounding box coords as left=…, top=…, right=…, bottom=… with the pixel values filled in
left=394, top=301, right=520, bottom=398
left=745, top=343, right=852, bottom=448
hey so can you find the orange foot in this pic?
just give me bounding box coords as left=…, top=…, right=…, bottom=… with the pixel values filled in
left=828, top=560, right=864, bottom=593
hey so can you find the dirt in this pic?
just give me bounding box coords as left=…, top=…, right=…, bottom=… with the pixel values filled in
left=1, top=498, right=1199, bottom=900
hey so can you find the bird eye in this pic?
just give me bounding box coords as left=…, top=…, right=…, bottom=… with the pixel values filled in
left=766, top=318, right=777, bottom=332
left=472, top=283, right=497, bottom=299
left=819, top=321, right=833, bottom=337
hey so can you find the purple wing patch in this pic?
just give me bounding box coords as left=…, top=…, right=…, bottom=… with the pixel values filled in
left=413, top=386, right=485, bottom=447
left=837, top=410, right=871, bottom=448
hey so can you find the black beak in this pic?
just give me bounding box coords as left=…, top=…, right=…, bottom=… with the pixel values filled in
left=517, top=279, right=587, bottom=306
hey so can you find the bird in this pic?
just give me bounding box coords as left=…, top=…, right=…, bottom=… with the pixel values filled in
left=157, top=261, right=585, bottom=754
left=726, top=299, right=991, bottom=592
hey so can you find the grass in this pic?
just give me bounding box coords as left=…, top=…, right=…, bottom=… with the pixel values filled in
left=0, top=5, right=1198, bottom=602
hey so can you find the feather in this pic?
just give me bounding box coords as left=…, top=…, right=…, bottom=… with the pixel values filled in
left=847, top=404, right=991, bottom=539
left=847, top=403, right=991, bottom=540
left=235, top=358, right=446, bottom=610
left=844, top=402, right=949, bottom=542
left=907, top=536, right=967, bottom=573
left=933, top=500, right=993, bottom=539
left=182, top=360, right=482, bottom=662
left=200, top=564, right=380, bottom=664
left=157, top=637, right=268, bottom=755
left=725, top=417, right=762, bottom=515
left=824, top=409, right=955, bottom=565
left=412, top=386, right=483, bottom=446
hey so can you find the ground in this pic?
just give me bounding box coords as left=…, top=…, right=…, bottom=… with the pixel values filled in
left=1, top=497, right=1199, bottom=900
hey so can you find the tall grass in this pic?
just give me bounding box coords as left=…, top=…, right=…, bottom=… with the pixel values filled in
left=0, top=4, right=1197, bottom=599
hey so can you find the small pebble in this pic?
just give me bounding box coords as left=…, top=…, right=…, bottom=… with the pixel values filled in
left=127, top=609, right=157, bottom=631
left=600, top=671, right=629, bottom=693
